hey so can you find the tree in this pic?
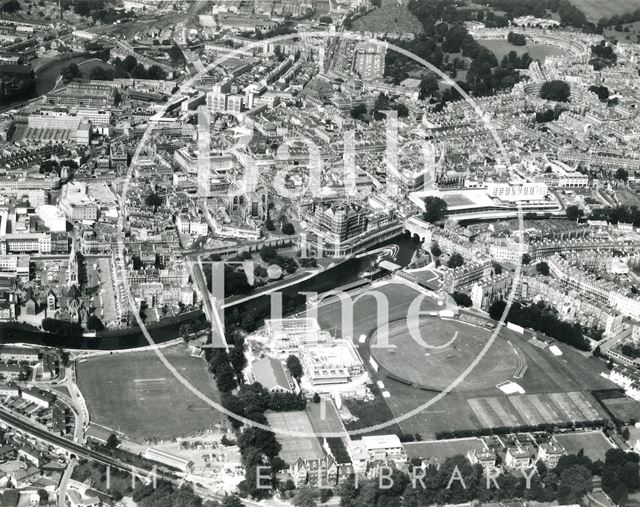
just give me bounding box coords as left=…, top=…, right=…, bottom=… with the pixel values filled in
left=312, top=392, right=321, bottom=403
left=236, top=383, right=270, bottom=414
left=615, top=168, right=629, bottom=182
left=87, top=315, right=104, bottom=331
left=507, top=31, right=526, bottom=45
left=447, top=253, right=464, bottom=269
left=286, top=355, right=303, bottom=380
left=265, top=217, right=275, bottom=231
left=452, top=292, right=472, bottom=307
left=430, top=242, right=442, bottom=257
left=282, top=222, right=295, bottom=235
left=493, top=262, right=503, bottom=275
left=90, top=67, right=114, bottom=81
left=350, top=103, right=367, bottom=121
left=216, top=363, right=238, bottom=393
left=221, top=495, right=244, bottom=507
left=589, top=84, right=610, bottom=101
left=61, top=63, right=82, bottom=83
left=145, top=192, right=163, bottom=213
left=539, top=80, right=571, bottom=102
left=106, top=433, right=120, bottom=449
left=423, top=196, right=448, bottom=223
left=132, top=63, right=148, bottom=79
left=37, top=489, right=48, bottom=505
left=294, top=488, right=318, bottom=507
left=536, top=262, right=550, bottom=276
left=146, top=64, right=166, bottom=80
left=59, top=348, right=70, bottom=367
left=566, top=205, right=584, bottom=222
left=419, top=74, right=439, bottom=99
left=557, top=465, right=592, bottom=504
left=221, top=393, right=245, bottom=430
left=488, top=300, right=507, bottom=321
left=122, top=55, right=138, bottom=72
left=1, top=0, right=20, bottom=13
left=319, top=489, right=332, bottom=503
left=622, top=427, right=631, bottom=440
left=522, top=253, right=532, bottom=265
left=43, top=318, right=82, bottom=338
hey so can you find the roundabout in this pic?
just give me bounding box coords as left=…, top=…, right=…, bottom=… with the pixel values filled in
left=369, top=316, right=519, bottom=392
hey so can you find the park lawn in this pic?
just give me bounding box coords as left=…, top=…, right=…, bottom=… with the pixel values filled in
left=77, top=59, right=115, bottom=79
left=568, top=0, right=640, bottom=22
left=601, top=396, right=640, bottom=422
left=553, top=430, right=614, bottom=461
left=343, top=382, right=404, bottom=437
left=480, top=39, right=565, bottom=62
left=615, top=189, right=640, bottom=207
left=77, top=344, right=225, bottom=442
left=350, top=1, right=423, bottom=35
left=311, top=281, right=615, bottom=439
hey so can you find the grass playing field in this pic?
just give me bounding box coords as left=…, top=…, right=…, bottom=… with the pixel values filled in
left=599, top=394, right=640, bottom=423
left=77, top=345, right=225, bottom=442
left=311, top=281, right=618, bottom=438
left=554, top=430, right=614, bottom=461
left=370, top=317, right=518, bottom=391
left=479, top=39, right=565, bottom=62
left=468, top=391, right=603, bottom=428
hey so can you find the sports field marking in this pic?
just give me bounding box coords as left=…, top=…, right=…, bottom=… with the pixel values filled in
left=510, top=396, right=545, bottom=425
left=549, top=393, right=582, bottom=421
left=133, top=378, right=167, bottom=383
left=509, top=342, right=528, bottom=379
left=486, top=397, right=521, bottom=427
left=468, top=398, right=497, bottom=428
left=529, top=394, right=559, bottom=423
left=266, top=411, right=325, bottom=462
left=567, top=392, right=601, bottom=420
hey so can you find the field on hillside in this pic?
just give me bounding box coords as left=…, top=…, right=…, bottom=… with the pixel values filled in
left=569, top=0, right=640, bottom=22
left=77, top=345, right=225, bottom=442
left=350, top=0, right=423, bottom=34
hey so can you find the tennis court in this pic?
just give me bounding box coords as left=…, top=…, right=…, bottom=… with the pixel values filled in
left=306, top=398, right=348, bottom=436
left=266, top=411, right=325, bottom=464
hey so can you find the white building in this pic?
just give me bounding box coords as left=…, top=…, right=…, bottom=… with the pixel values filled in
left=360, top=435, right=406, bottom=463
left=487, top=181, right=548, bottom=202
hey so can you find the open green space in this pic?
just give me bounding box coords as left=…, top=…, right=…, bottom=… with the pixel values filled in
left=370, top=318, right=517, bottom=391
left=77, top=344, right=225, bottom=442
left=350, top=0, right=423, bottom=34
left=599, top=395, right=640, bottom=422
left=615, top=189, right=640, bottom=207
left=480, top=39, right=565, bottom=62
left=553, top=430, right=614, bottom=461
left=568, top=0, right=640, bottom=22
left=312, top=281, right=616, bottom=438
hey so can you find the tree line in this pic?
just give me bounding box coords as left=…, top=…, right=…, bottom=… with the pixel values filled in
left=488, top=300, right=590, bottom=351
left=338, top=448, right=640, bottom=507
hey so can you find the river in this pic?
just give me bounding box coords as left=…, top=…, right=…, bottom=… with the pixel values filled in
left=0, top=234, right=418, bottom=350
